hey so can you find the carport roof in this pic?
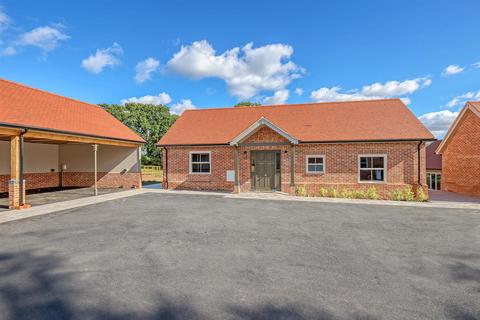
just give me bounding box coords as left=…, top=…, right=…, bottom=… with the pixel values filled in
left=158, top=98, right=435, bottom=146
left=0, top=78, right=144, bottom=143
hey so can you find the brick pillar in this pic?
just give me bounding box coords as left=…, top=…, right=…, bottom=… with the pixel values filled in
left=8, top=179, right=20, bottom=209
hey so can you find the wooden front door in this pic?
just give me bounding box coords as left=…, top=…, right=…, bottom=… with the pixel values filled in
left=251, top=151, right=279, bottom=191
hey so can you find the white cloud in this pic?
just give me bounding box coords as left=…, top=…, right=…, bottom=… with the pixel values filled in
left=135, top=57, right=160, bottom=83
left=0, top=7, right=11, bottom=31
left=167, top=40, right=303, bottom=99
left=294, top=88, right=303, bottom=96
left=121, top=92, right=172, bottom=105
left=19, top=26, right=70, bottom=52
left=445, top=91, right=480, bottom=108
left=310, top=78, right=431, bottom=103
left=263, top=90, right=289, bottom=105
left=472, top=62, right=480, bottom=69
left=81, top=43, right=122, bottom=74
left=170, top=99, right=196, bottom=115
left=0, top=45, right=15, bottom=56
left=442, top=64, right=464, bottom=76
left=418, top=110, right=459, bottom=137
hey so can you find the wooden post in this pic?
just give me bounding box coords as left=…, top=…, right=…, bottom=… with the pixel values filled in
left=9, top=136, right=20, bottom=209
left=93, top=144, right=98, bottom=196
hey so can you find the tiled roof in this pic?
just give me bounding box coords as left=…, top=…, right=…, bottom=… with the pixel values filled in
left=0, top=78, right=144, bottom=143
left=158, top=99, right=434, bottom=145
left=426, top=140, right=442, bottom=170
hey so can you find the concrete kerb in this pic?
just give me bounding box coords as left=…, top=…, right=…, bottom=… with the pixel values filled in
left=152, top=189, right=480, bottom=211
left=0, top=189, right=149, bottom=225
left=1, top=188, right=479, bottom=225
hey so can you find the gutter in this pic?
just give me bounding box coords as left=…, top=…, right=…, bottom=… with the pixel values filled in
left=19, top=128, right=28, bottom=206
left=0, top=122, right=144, bottom=145
left=164, top=147, right=169, bottom=189
left=418, top=141, right=422, bottom=185
left=158, top=138, right=436, bottom=148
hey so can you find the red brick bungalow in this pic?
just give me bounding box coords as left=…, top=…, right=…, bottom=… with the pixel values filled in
left=158, top=99, right=434, bottom=198
left=0, top=78, right=144, bottom=209
left=436, top=101, right=480, bottom=196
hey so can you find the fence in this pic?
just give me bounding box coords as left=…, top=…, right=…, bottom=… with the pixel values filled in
left=141, top=165, right=162, bottom=182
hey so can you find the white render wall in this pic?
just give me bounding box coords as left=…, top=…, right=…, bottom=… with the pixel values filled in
left=0, top=141, right=140, bottom=175
left=0, top=141, right=59, bottom=174
left=58, top=144, right=140, bottom=173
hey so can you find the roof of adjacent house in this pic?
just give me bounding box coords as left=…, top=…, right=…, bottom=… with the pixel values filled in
left=158, top=99, right=435, bottom=146
left=0, top=78, right=144, bottom=143
left=436, top=101, right=480, bottom=154
left=426, top=140, right=442, bottom=170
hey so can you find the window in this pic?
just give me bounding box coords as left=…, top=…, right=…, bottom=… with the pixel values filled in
left=427, top=172, right=441, bottom=190
left=306, top=155, right=325, bottom=173
left=190, top=151, right=211, bottom=174
left=358, top=155, right=386, bottom=182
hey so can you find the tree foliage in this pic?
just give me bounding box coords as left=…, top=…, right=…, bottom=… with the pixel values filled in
left=100, top=103, right=178, bottom=166
left=234, top=101, right=261, bottom=107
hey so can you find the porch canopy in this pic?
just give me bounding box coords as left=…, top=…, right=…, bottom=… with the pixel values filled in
left=0, top=78, right=144, bottom=209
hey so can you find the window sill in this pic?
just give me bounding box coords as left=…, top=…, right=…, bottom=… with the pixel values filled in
left=358, top=181, right=386, bottom=184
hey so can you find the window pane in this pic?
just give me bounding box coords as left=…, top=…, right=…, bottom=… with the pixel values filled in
left=317, top=164, right=324, bottom=172
left=191, top=163, right=200, bottom=172
left=308, top=157, right=316, bottom=164
left=372, top=169, right=384, bottom=181
left=276, top=153, right=281, bottom=171
left=201, top=164, right=210, bottom=173
left=427, top=174, right=431, bottom=188
left=191, top=154, right=200, bottom=162
left=360, top=169, right=371, bottom=181
left=360, top=157, right=370, bottom=168
left=372, top=157, right=384, bottom=168
left=308, top=164, right=323, bottom=172
left=200, top=154, right=209, bottom=162
left=437, top=174, right=441, bottom=190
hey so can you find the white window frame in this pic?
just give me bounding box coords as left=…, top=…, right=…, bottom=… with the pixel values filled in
left=306, top=155, right=325, bottom=174
left=189, top=151, right=211, bottom=175
left=358, top=154, right=387, bottom=184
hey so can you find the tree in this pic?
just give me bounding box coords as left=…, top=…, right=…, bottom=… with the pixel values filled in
left=234, top=101, right=261, bottom=107
left=100, top=103, right=178, bottom=166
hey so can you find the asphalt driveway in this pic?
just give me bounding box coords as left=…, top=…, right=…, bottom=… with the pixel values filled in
left=0, top=193, right=479, bottom=320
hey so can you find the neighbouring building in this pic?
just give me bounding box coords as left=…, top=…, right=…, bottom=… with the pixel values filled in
left=158, top=99, right=435, bottom=198
left=0, top=78, right=144, bottom=209
left=436, top=101, right=480, bottom=196
left=426, top=140, right=442, bottom=191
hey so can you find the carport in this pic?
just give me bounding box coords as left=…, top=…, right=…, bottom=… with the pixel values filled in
left=0, top=78, right=144, bottom=210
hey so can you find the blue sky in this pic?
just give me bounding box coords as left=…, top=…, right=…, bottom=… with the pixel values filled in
left=0, top=0, right=479, bottom=137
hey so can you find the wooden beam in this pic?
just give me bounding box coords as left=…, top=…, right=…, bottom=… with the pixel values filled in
left=24, top=130, right=140, bottom=148
left=0, top=127, right=22, bottom=136
left=10, top=135, right=20, bottom=181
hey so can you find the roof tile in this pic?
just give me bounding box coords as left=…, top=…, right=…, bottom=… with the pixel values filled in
left=0, top=78, right=144, bottom=143
left=159, top=99, right=434, bottom=145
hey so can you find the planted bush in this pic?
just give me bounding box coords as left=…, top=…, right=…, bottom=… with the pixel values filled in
left=296, top=185, right=307, bottom=197
left=416, top=186, right=427, bottom=202
left=366, top=186, right=380, bottom=200
left=318, top=187, right=329, bottom=197
left=402, top=186, right=415, bottom=201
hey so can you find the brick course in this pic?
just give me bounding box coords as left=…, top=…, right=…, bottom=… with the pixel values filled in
left=441, top=109, right=480, bottom=196
left=0, top=172, right=140, bottom=193
left=163, top=126, right=427, bottom=198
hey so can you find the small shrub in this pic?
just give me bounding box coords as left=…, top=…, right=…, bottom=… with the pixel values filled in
left=352, top=189, right=367, bottom=199
left=366, top=186, right=380, bottom=200
left=389, top=189, right=404, bottom=201
left=330, top=188, right=339, bottom=198
left=416, top=186, right=428, bottom=202
left=340, top=189, right=353, bottom=199
left=296, top=185, right=307, bottom=197
left=318, top=187, right=329, bottom=197
left=402, top=186, right=415, bottom=201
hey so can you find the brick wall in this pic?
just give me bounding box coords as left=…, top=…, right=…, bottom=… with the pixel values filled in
left=0, top=172, right=140, bottom=193
left=163, top=146, right=235, bottom=191
left=163, top=126, right=427, bottom=198
left=442, top=109, right=480, bottom=196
